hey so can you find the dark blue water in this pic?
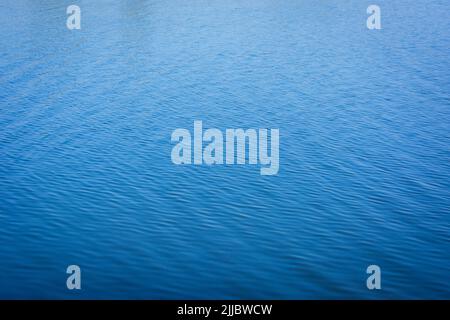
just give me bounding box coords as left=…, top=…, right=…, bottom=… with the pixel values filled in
left=1, top=0, right=449, bottom=299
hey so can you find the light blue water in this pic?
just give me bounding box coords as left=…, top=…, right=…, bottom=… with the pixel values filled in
left=0, top=0, right=449, bottom=299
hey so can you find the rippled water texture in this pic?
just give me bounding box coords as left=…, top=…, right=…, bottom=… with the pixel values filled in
left=0, top=0, right=449, bottom=299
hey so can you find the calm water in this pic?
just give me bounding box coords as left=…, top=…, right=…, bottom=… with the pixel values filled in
left=0, top=0, right=449, bottom=299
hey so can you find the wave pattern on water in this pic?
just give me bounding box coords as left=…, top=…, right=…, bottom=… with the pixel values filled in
left=0, top=0, right=449, bottom=299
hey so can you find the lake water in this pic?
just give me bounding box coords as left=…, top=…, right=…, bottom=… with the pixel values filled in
left=0, top=0, right=449, bottom=299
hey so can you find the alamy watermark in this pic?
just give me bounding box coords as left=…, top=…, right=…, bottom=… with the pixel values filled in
left=66, top=5, right=81, bottom=30
left=367, top=5, right=381, bottom=30
left=66, top=265, right=81, bottom=290
left=366, top=265, right=382, bottom=290
left=171, top=121, right=279, bottom=175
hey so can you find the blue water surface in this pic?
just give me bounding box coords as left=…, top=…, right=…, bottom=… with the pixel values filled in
left=0, top=0, right=449, bottom=299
